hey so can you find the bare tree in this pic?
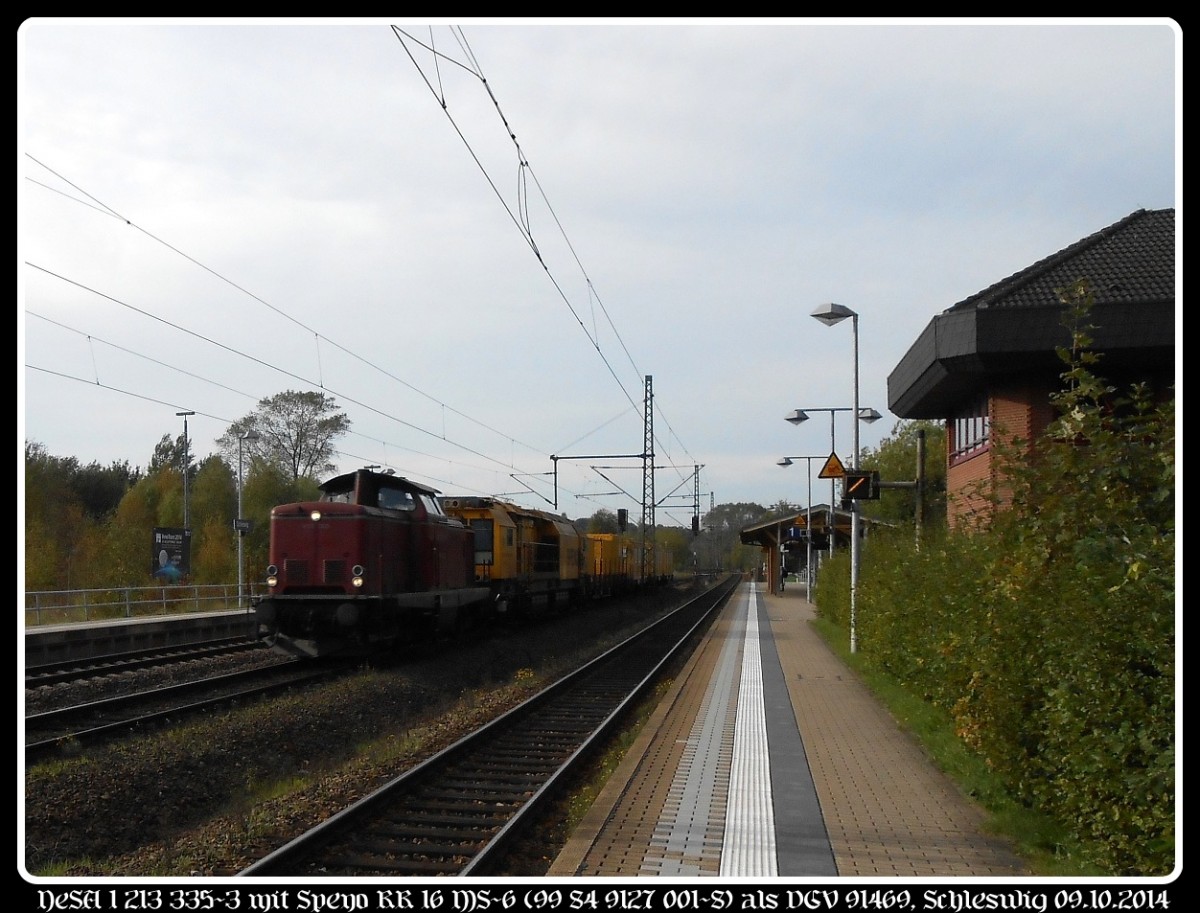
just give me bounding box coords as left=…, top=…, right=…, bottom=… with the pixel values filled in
left=217, top=390, right=351, bottom=482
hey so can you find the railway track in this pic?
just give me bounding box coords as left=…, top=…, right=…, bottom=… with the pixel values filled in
left=239, top=574, right=740, bottom=877
left=24, top=637, right=267, bottom=688
left=24, top=661, right=342, bottom=764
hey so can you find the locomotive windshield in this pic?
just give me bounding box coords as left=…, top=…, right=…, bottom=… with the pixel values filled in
left=321, top=478, right=355, bottom=503
left=418, top=494, right=445, bottom=516
left=315, top=469, right=442, bottom=511
left=379, top=485, right=416, bottom=511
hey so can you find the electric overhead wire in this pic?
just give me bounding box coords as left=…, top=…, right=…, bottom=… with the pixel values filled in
left=449, top=27, right=699, bottom=484
left=392, top=26, right=640, bottom=418
left=392, top=25, right=700, bottom=494
left=23, top=154, right=546, bottom=463
left=23, top=158, right=605, bottom=503
left=27, top=24, right=707, bottom=512
left=27, top=309, right=259, bottom=401
left=25, top=364, right=226, bottom=425
left=24, top=263, right=561, bottom=497
left=23, top=312, right=508, bottom=487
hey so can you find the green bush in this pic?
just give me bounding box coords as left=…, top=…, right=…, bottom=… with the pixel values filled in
left=813, top=283, right=1176, bottom=875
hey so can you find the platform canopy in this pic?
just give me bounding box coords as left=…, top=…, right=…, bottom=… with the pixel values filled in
left=741, top=505, right=891, bottom=594
left=742, top=504, right=867, bottom=547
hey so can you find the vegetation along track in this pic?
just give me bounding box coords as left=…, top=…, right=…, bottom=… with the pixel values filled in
left=239, top=574, right=740, bottom=877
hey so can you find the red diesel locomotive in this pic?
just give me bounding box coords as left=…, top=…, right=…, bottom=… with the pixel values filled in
left=254, top=468, right=491, bottom=657
left=255, top=468, right=676, bottom=657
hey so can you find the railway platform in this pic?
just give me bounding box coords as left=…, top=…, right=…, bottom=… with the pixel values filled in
left=23, top=609, right=258, bottom=665
left=548, top=580, right=1030, bottom=878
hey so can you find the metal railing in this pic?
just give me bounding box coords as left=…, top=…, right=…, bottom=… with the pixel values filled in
left=24, top=583, right=259, bottom=627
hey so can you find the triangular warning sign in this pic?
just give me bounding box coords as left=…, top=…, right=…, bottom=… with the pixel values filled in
left=817, top=452, right=846, bottom=479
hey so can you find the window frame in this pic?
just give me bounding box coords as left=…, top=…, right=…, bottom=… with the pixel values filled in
left=949, top=393, right=991, bottom=465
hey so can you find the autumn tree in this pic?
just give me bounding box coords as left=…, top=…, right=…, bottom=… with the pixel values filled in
left=695, top=501, right=771, bottom=572
left=217, top=390, right=351, bottom=483
left=148, top=432, right=193, bottom=479
left=24, top=443, right=134, bottom=590
left=189, top=455, right=236, bottom=528
left=858, top=419, right=947, bottom=528
left=654, top=525, right=690, bottom=571
left=582, top=508, right=624, bottom=534
left=100, top=468, right=185, bottom=586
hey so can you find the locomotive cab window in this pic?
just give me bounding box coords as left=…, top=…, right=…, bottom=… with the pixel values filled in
left=379, top=486, right=416, bottom=511
left=322, top=482, right=355, bottom=503
left=418, top=493, right=445, bottom=516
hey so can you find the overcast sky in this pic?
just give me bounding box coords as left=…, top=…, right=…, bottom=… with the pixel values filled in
left=19, top=18, right=1179, bottom=521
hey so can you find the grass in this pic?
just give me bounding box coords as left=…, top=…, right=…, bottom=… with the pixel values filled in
left=810, top=615, right=1104, bottom=877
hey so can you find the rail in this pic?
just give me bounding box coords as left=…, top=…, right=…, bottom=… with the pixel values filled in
left=23, top=583, right=259, bottom=626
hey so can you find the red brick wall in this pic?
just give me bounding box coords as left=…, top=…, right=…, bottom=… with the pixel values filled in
left=946, top=381, right=1058, bottom=530
left=947, top=444, right=993, bottom=530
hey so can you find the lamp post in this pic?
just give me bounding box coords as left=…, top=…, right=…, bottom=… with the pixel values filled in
left=786, top=407, right=844, bottom=557
left=776, top=455, right=821, bottom=597
left=176, top=411, right=195, bottom=530
left=810, top=302, right=866, bottom=652
left=784, top=405, right=881, bottom=561
left=237, top=430, right=261, bottom=609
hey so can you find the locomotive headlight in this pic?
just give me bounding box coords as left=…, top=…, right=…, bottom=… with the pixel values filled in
left=352, top=564, right=365, bottom=588
left=310, top=509, right=322, bottom=522
left=266, top=565, right=279, bottom=588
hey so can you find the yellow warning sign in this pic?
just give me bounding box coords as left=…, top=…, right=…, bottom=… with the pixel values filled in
left=793, top=515, right=807, bottom=527
left=818, top=452, right=846, bottom=479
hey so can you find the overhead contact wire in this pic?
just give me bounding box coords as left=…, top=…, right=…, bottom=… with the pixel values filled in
left=392, top=26, right=643, bottom=420
left=24, top=154, right=547, bottom=461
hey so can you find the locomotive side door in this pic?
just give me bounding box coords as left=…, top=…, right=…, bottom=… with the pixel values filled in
left=517, top=518, right=536, bottom=581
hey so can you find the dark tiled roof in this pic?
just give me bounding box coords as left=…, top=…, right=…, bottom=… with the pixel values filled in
left=948, top=208, right=1175, bottom=312
left=887, top=208, right=1175, bottom=418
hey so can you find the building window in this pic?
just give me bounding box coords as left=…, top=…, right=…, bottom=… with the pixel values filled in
left=950, top=394, right=990, bottom=463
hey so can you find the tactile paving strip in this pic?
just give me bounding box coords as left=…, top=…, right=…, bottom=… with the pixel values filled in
left=640, top=595, right=742, bottom=876
left=549, top=583, right=1030, bottom=879
left=549, top=603, right=743, bottom=876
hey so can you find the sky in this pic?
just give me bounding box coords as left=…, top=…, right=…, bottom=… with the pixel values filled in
left=18, top=18, right=1180, bottom=524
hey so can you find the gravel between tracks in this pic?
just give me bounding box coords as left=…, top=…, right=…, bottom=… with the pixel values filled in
left=23, top=588, right=694, bottom=878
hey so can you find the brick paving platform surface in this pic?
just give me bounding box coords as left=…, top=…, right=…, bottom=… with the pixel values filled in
left=548, top=582, right=1029, bottom=879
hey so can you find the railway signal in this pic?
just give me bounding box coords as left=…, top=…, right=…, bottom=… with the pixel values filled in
left=842, top=470, right=879, bottom=501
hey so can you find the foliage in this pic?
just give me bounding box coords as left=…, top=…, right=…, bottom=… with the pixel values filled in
left=25, top=441, right=139, bottom=521
left=23, top=430, right=319, bottom=591
left=859, top=419, right=947, bottom=528
left=653, top=526, right=691, bottom=572
left=811, top=282, right=1176, bottom=875
left=582, top=508, right=623, bottom=534
left=216, top=390, right=351, bottom=482
left=23, top=443, right=140, bottom=590
left=148, top=432, right=192, bottom=478
left=189, top=455, right=236, bottom=528
left=191, top=517, right=236, bottom=584
left=22, top=390, right=346, bottom=592
left=694, top=501, right=771, bottom=573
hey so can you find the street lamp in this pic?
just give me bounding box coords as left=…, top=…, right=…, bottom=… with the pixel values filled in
left=783, top=406, right=880, bottom=560
left=786, top=407, right=844, bottom=557
left=810, top=302, right=866, bottom=652
left=776, top=455, right=822, bottom=597
left=176, top=411, right=195, bottom=530
left=237, top=430, right=261, bottom=609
